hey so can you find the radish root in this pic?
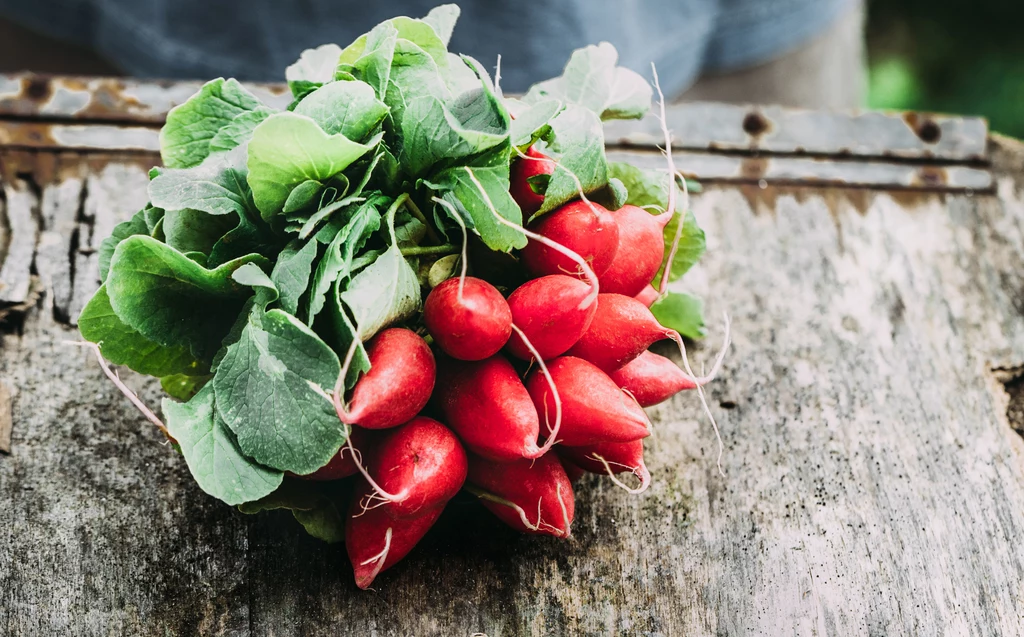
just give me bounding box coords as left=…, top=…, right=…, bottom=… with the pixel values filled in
left=650, top=63, right=691, bottom=296
left=588, top=453, right=651, bottom=495
left=67, top=341, right=173, bottom=441
left=510, top=323, right=562, bottom=457
left=358, top=526, right=393, bottom=588
left=431, top=196, right=469, bottom=303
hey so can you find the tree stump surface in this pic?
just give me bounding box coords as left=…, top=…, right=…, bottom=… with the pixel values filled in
left=2, top=74, right=1023, bottom=636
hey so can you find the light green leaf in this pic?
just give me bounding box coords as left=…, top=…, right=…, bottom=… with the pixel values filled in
left=293, top=80, right=388, bottom=142
left=246, top=112, right=378, bottom=220
left=650, top=292, right=706, bottom=340
left=160, top=78, right=262, bottom=169
left=149, top=147, right=253, bottom=218
left=608, top=162, right=670, bottom=210
left=164, top=384, right=283, bottom=505
left=79, top=284, right=200, bottom=377
left=509, top=98, right=562, bottom=149
left=536, top=105, right=608, bottom=215
left=209, top=106, right=276, bottom=153
left=384, top=38, right=452, bottom=130
left=338, top=22, right=398, bottom=100
left=422, top=4, right=460, bottom=46
left=286, top=44, right=344, bottom=93
left=106, top=236, right=267, bottom=361
left=656, top=209, right=706, bottom=283
left=270, top=238, right=319, bottom=315
left=213, top=306, right=345, bottom=474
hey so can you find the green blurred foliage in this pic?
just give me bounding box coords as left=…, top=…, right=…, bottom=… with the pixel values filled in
left=867, top=0, right=1024, bottom=138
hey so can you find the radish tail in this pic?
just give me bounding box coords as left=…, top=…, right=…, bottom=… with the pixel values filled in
left=511, top=323, right=562, bottom=458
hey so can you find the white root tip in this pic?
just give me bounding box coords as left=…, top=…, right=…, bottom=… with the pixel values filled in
left=357, top=526, right=393, bottom=589
left=511, top=323, right=562, bottom=458
left=591, top=453, right=651, bottom=495
left=555, top=480, right=572, bottom=538
left=431, top=196, right=469, bottom=303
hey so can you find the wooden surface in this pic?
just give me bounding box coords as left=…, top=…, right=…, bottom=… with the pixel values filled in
left=4, top=83, right=1024, bottom=635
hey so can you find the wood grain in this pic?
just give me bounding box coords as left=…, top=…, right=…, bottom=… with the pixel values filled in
left=2, top=138, right=1024, bottom=636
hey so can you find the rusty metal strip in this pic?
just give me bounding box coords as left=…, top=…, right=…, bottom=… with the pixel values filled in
left=605, top=102, right=989, bottom=162
left=606, top=150, right=993, bottom=192
left=0, top=121, right=160, bottom=153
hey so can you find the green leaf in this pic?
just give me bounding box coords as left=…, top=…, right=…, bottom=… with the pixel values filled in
left=79, top=284, right=200, bottom=377
left=213, top=305, right=346, bottom=474
left=308, top=200, right=381, bottom=322
left=425, top=162, right=526, bottom=252
left=149, top=147, right=254, bottom=218
left=536, top=105, right=608, bottom=215
left=656, top=209, right=706, bottom=283
left=270, top=238, right=320, bottom=316
left=326, top=275, right=372, bottom=387
left=509, top=98, right=562, bottom=149
left=422, top=4, right=460, bottom=46
left=160, top=78, right=262, bottom=169
left=282, top=180, right=324, bottom=214
left=293, top=80, right=388, bottom=142
left=238, top=479, right=346, bottom=544
left=650, top=292, right=706, bottom=340
left=163, top=384, right=284, bottom=505
left=98, top=208, right=151, bottom=283
left=160, top=373, right=211, bottom=402
left=591, top=176, right=628, bottom=211
left=207, top=207, right=281, bottom=268
left=338, top=203, right=420, bottom=340
left=608, top=162, right=670, bottom=210
left=399, top=91, right=507, bottom=177
left=285, top=44, right=344, bottom=95
left=209, top=106, right=276, bottom=154
left=246, top=112, right=378, bottom=220
left=384, top=38, right=452, bottom=131
left=339, top=22, right=398, bottom=100
left=106, top=236, right=267, bottom=361
left=524, top=42, right=651, bottom=121
left=163, top=208, right=240, bottom=256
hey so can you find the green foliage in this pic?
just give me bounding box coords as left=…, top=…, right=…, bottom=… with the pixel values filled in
left=651, top=292, right=706, bottom=340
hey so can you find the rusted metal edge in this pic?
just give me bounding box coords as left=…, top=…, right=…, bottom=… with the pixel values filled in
left=606, top=102, right=989, bottom=162
left=0, top=73, right=990, bottom=162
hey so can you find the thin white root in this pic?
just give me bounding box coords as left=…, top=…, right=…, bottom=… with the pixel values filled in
left=650, top=63, right=691, bottom=295
left=555, top=481, right=572, bottom=538
left=359, top=527, right=393, bottom=587
left=66, top=341, right=171, bottom=439
left=494, top=54, right=503, bottom=97
left=589, top=454, right=651, bottom=495
left=467, top=486, right=543, bottom=532
left=431, top=196, right=469, bottom=303
left=510, top=323, right=562, bottom=457
left=673, top=312, right=732, bottom=477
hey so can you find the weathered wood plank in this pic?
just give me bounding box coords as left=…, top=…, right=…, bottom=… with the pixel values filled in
left=0, top=178, right=38, bottom=304
left=3, top=138, right=1024, bottom=636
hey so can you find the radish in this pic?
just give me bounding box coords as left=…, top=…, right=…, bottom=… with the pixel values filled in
left=608, top=350, right=698, bottom=407
left=559, top=439, right=651, bottom=494
left=566, top=293, right=671, bottom=372
left=339, top=328, right=436, bottom=429
left=296, top=425, right=376, bottom=481
left=424, top=276, right=512, bottom=361
left=466, top=452, right=574, bottom=537
left=635, top=285, right=659, bottom=307
left=525, top=356, right=650, bottom=446
left=519, top=200, right=620, bottom=279
left=600, top=205, right=672, bottom=297
left=559, top=456, right=586, bottom=483
left=509, top=146, right=555, bottom=216
left=433, top=354, right=543, bottom=462
left=505, top=275, right=597, bottom=361
left=365, top=416, right=467, bottom=519
left=345, top=484, right=443, bottom=590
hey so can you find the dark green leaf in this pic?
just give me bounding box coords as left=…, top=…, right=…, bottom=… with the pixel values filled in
left=424, top=162, right=526, bottom=252
left=650, top=292, right=706, bottom=340
left=238, top=479, right=346, bottom=544
left=282, top=180, right=324, bottom=214
left=98, top=209, right=151, bottom=283
left=536, top=105, right=608, bottom=215
left=308, top=200, right=381, bottom=322
left=163, top=208, right=240, bottom=256
left=270, top=238, right=320, bottom=316
left=160, top=372, right=211, bottom=402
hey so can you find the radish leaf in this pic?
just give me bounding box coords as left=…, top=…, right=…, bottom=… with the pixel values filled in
left=535, top=105, right=608, bottom=215
left=651, top=292, right=706, bottom=340
left=161, top=78, right=262, bottom=169
left=293, top=80, right=388, bottom=142
left=149, top=146, right=254, bottom=218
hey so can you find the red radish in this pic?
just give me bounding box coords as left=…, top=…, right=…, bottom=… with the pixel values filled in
left=433, top=354, right=543, bottom=462
left=509, top=146, right=555, bottom=216
left=505, top=275, right=597, bottom=361
left=424, top=276, right=512, bottom=361
left=467, top=452, right=574, bottom=537
left=560, top=456, right=586, bottom=483
left=566, top=293, right=671, bottom=372
left=296, top=425, right=376, bottom=481
left=525, top=356, right=650, bottom=446
left=341, top=328, right=436, bottom=429
left=635, top=285, right=659, bottom=307
left=345, top=485, right=443, bottom=589
left=520, top=200, right=620, bottom=279
left=559, top=439, right=651, bottom=494
left=608, top=350, right=698, bottom=407
left=366, top=416, right=467, bottom=519
left=600, top=205, right=671, bottom=297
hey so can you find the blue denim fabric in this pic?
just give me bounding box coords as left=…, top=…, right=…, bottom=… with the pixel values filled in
left=0, top=0, right=856, bottom=95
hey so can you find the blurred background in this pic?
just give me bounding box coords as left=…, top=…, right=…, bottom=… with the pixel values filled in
left=0, top=0, right=1019, bottom=136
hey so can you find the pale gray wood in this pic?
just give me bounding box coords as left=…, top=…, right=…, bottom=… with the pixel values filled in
left=3, top=137, right=1024, bottom=636
left=0, top=178, right=38, bottom=304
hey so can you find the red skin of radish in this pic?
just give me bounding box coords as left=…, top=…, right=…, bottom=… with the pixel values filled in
left=509, top=146, right=555, bottom=216
left=525, top=356, right=651, bottom=446
left=519, top=200, right=620, bottom=279
left=559, top=439, right=647, bottom=477
left=345, top=484, right=443, bottom=589
left=294, top=425, right=376, bottom=481
left=608, top=350, right=698, bottom=407
left=467, top=452, right=574, bottom=537
left=565, top=293, right=670, bottom=372
left=369, top=416, right=468, bottom=519
left=347, top=328, right=436, bottom=429
left=433, top=354, right=543, bottom=462
left=600, top=205, right=672, bottom=297
left=505, top=274, right=597, bottom=361
left=635, top=284, right=659, bottom=308
left=423, top=277, right=512, bottom=361
left=558, top=454, right=587, bottom=483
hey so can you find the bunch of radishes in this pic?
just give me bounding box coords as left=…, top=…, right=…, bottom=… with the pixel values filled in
left=302, top=145, right=725, bottom=589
